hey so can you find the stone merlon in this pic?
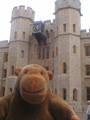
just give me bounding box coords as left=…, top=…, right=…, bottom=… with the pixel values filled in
left=11, top=5, right=35, bottom=22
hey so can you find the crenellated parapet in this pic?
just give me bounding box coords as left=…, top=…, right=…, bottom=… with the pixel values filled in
left=80, top=29, right=90, bottom=38
left=44, top=20, right=54, bottom=31
left=55, top=0, right=81, bottom=14
left=11, top=5, right=35, bottom=22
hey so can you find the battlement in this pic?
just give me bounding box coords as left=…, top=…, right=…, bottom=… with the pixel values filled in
left=11, top=6, right=35, bottom=22
left=80, top=29, right=90, bottom=38
left=44, top=20, right=54, bottom=31
left=55, top=0, right=81, bottom=14
left=0, top=40, right=9, bottom=48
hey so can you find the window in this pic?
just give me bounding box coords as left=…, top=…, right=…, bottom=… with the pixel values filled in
left=14, top=31, right=17, bottom=39
left=37, top=46, right=50, bottom=60
left=85, top=65, right=90, bottom=76
left=73, top=45, right=76, bottom=54
left=63, top=62, right=67, bottom=74
left=3, top=69, right=7, bottom=78
left=46, top=46, right=49, bottom=59
left=4, top=53, right=8, bottom=62
left=2, top=87, right=5, bottom=96
left=73, top=24, right=76, bottom=32
left=22, top=32, right=25, bottom=39
left=38, top=48, right=41, bottom=60
left=42, top=47, right=45, bottom=59
left=63, top=24, right=66, bottom=32
left=56, top=47, right=58, bottom=56
left=73, top=89, right=77, bottom=101
left=86, top=88, right=90, bottom=100
left=57, top=26, right=58, bottom=35
left=11, top=65, right=14, bottom=75
left=85, top=46, right=90, bottom=56
left=21, top=50, right=24, bottom=58
left=45, top=30, right=49, bottom=38
left=62, top=88, right=66, bottom=100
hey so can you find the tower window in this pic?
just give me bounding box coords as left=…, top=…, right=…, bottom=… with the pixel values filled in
left=63, top=24, right=66, bottom=32
left=62, top=88, right=66, bottom=100
left=56, top=47, right=58, bottom=56
left=14, top=31, right=17, bottom=39
left=21, top=50, right=24, bottom=58
left=85, top=46, right=90, bottom=56
left=85, top=65, right=90, bottom=76
left=73, top=24, right=76, bottom=32
left=63, top=62, right=67, bottom=74
left=73, top=45, right=76, bottom=54
left=22, top=32, right=25, bottom=39
left=57, top=26, right=58, bottom=35
left=73, top=88, right=77, bottom=101
left=86, top=87, right=90, bottom=100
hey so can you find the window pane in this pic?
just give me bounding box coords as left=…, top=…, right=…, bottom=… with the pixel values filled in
left=85, top=47, right=90, bottom=56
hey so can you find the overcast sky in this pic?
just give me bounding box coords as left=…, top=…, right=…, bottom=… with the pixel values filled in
left=0, top=0, right=90, bottom=41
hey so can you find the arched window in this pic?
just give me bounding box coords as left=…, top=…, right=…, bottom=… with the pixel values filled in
left=73, top=45, right=76, bottom=54
left=45, top=30, right=49, bottom=38
left=62, top=88, right=67, bottom=100
left=63, top=62, right=67, bottom=74
left=73, top=88, right=77, bottom=101
left=11, top=65, right=14, bottom=75
left=21, top=50, right=24, bottom=58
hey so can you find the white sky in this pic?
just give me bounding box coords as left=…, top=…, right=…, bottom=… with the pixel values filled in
left=0, top=0, right=89, bottom=41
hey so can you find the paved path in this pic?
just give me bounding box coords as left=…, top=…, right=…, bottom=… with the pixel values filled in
left=76, top=112, right=87, bottom=120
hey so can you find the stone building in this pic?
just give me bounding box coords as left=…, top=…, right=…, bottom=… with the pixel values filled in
left=0, top=0, right=90, bottom=112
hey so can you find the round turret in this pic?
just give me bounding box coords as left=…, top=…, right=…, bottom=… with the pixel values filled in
left=10, top=6, right=35, bottom=42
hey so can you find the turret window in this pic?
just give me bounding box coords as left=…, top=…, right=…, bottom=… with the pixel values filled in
left=14, top=31, right=17, bottom=39
left=63, top=62, right=67, bottom=74
left=73, top=45, right=76, bottom=54
left=22, top=32, right=25, bottom=39
left=73, top=24, right=76, bottom=32
left=21, top=50, right=24, bottom=58
left=73, top=89, right=77, bottom=101
left=63, top=24, right=66, bottom=32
